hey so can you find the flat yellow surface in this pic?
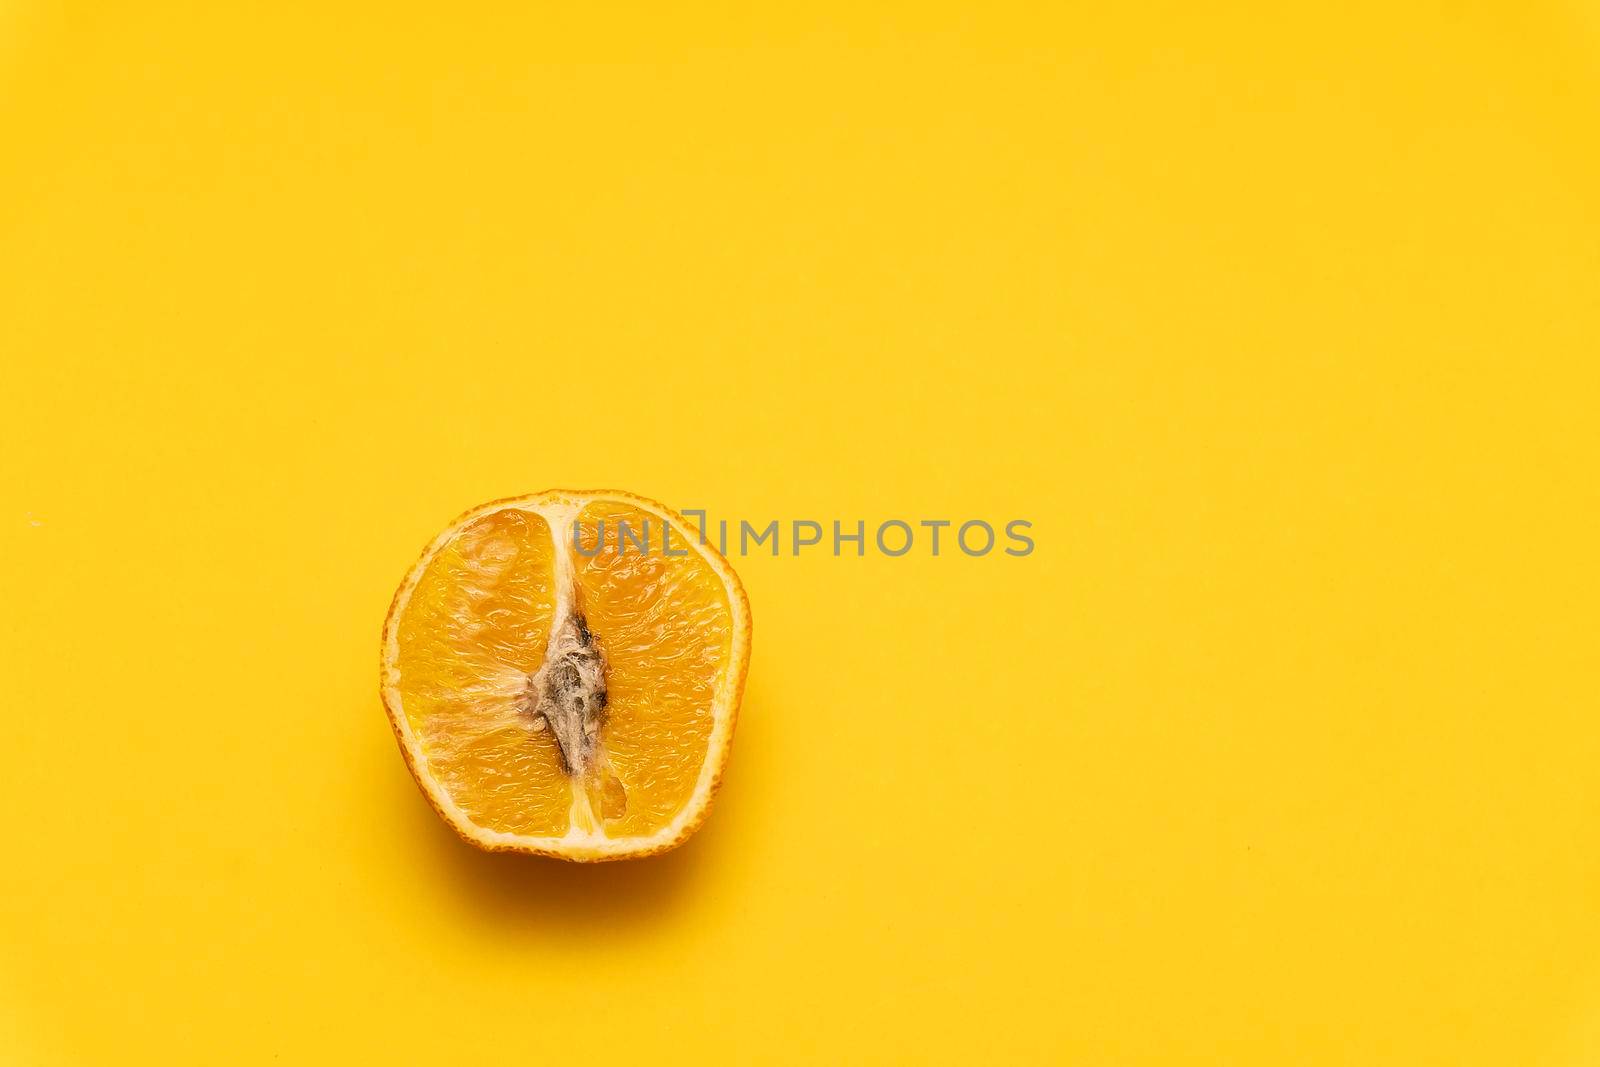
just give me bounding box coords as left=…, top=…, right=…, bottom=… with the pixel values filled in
left=3, top=3, right=1599, bottom=1064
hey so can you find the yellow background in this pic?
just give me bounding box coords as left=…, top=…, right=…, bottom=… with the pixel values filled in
left=3, top=3, right=1599, bottom=1063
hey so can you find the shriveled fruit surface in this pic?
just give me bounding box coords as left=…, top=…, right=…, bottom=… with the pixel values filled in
left=381, top=490, right=751, bottom=860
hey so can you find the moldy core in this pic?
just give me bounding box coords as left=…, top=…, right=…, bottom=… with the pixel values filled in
left=526, top=612, right=608, bottom=776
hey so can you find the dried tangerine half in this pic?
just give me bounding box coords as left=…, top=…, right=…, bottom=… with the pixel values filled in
left=380, top=490, right=751, bottom=861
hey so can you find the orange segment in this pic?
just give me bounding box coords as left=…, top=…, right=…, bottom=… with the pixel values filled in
left=573, top=502, right=733, bottom=839
left=393, top=508, right=568, bottom=836
left=380, top=491, right=751, bottom=861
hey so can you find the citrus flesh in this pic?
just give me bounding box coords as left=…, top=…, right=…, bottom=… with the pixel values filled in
left=381, top=491, right=750, bottom=860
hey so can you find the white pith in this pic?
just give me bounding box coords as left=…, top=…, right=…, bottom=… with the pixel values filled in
left=381, top=491, right=749, bottom=860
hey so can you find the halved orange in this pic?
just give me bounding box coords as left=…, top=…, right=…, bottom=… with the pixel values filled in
left=380, top=490, right=751, bottom=861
